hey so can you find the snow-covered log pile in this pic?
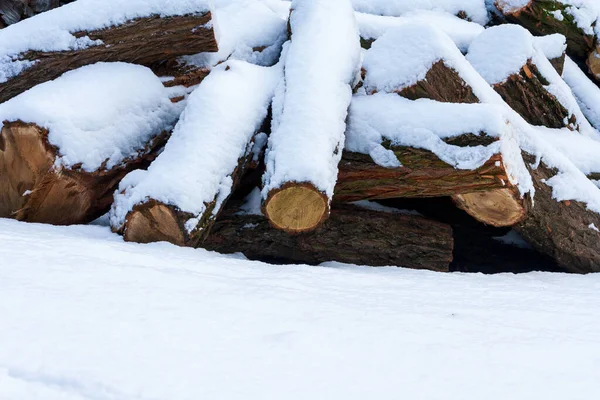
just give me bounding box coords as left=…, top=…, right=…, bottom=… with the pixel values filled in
left=3, top=0, right=600, bottom=273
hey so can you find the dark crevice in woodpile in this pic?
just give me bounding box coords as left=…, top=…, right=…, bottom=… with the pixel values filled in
left=377, top=197, right=565, bottom=274
left=0, top=12, right=218, bottom=103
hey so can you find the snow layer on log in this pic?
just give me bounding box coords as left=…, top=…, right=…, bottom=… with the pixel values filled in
left=563, top=57, right=600, bottom=129
left=351, top=0, right=489, bottom=25
left=498, top=0, right=600, bottom=36
left=262, top=0, right=361, bottom=200
left=468, top=24, right=600, bottom=139
left=0, top=62, right=181, bottom=172
left=362, top=23, right=499, bottom=100
left=110, top=60, right=280, bottom=231
left=0, top=0, right=212, bottom=84
left=180, top=0, right=288, bottom=68
left=543, top=128, right=600, bottom=176
left=356, top=10, right=484, bottom=52
left=346, top=94, right=505, bottom=170
left=534, top=34, right=568, bottom=61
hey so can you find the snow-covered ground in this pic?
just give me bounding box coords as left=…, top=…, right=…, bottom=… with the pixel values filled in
left=1, top=218, right=599, bottom=399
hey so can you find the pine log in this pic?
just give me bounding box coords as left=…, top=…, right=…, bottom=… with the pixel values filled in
left=0, top=11, right=217, bottom=104
left=589, top=45, right=600, bottom=80
left=0, top=121, right=167, bottom=224
left=495, top=0, right=599, bottom=82
left=262, top=0, right=360, bottom=234
left=204, top=204, right=454, bottom=272
left=515, top=154, right=600, bottom=273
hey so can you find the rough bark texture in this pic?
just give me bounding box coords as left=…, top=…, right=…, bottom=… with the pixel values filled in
left=496, top=0, right=599, bottom=83
left=0, top=11, right=218, bottom=103
left=516, top=154, right=600, bottom=273
left=334, top=148, right=509, bottom=202
left=493, top=61, right=575, bottom=129
left=363, top=61, right=480, bottom=103
left=204, top=204, right=454, bottom=272
left=0, top=121, right=168, bottom=225
left=549, top=52, right=566, bottom=76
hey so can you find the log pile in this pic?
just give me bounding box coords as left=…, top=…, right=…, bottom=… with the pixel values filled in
left=2, top=0, right=600, bottom=274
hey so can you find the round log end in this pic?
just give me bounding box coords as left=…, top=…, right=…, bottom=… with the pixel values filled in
left=264, top=184, right=329, bottom=233
left=124, top=202, right=186, bottom=246
left=588, top=46, right=600, bottom=80
left=452, top=188, right=526, bottom=227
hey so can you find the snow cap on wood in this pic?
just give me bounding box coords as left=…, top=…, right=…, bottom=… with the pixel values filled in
left=110, top=60, right=281, bottom=245
left=262, top=0, right=361, bottom=233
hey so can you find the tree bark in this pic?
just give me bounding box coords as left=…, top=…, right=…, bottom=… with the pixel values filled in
left=492, top=61, right=576, bottom=129
left=0, top=11, right=218, bottom=103
left=496, top=0, right=599, bottom=83
left=0, top=121, right=168, bottom=225
left=204, top=204, right=454, bottom=272
left=515, top=154, right=600, bottom=273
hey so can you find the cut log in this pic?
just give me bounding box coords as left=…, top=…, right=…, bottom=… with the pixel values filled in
left=0, top=121, right=168, bottom=224
left=335, top=150, right=509, bottom=201
left=0, top=0, right=217, bottom=103
left=452, top=188, right=528, bottom=228
left=589, top=45, right=600, bottom=80
left=112, top=61, right=279, bottom=247
left=204, top=204, right=454, bottom=272
left=515, top=154, right=600, bottom=273
left=495, top=0, right=599, bottom=82
left=262, top=0, right=361, bottom=233
left=0, top=63, right=181, bottom=225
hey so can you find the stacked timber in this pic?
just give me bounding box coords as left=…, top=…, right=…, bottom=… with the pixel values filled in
left=2, top=0, right=600, bottom=273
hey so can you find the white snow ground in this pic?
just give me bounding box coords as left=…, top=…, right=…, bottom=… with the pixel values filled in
left=1, top=218, right=600, bottom=399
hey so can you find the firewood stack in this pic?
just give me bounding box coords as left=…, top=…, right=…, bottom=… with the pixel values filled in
left=2, top=0, right=600, bottom=273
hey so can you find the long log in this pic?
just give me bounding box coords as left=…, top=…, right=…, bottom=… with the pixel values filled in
left=0, top=6, right=217, bottom=103
left=204, top=204, right=454, bottom=272
left=495, top=0, right=599, bottom=83
left=262, top=0, right=361, bottom=234
left=0, top=121, right=168, bottom=224
left=113, top=61, right=279, bottom=247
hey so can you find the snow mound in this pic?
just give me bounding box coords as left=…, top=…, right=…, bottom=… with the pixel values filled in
left=110, top=60, right=281, bottom=231
left=262, top=0, right=361, bottom=200
left=563, top=57, right=600, bottom=130
left=351, top=0, right=489, bottom=26
left=467, top=24, right=535, bottom=85
left=356, top=10, right=485, bottom=52
left=0, top=0, right=212, bottom=84
left=0, top=62, right=181, bottom=172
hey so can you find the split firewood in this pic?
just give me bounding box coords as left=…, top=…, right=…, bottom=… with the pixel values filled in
left=495, top=0, right=600, bottom=83
left=0, top=0, right=217, bottom=104
left=261, top=0, right=361, bottom=233
left=0, top=63, right=181, bottom=224
left=204, top=203, right=454, bottom=272
left=111, top=61, right=279, bottom=247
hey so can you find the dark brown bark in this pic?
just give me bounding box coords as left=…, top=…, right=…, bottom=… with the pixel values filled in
left=0, top=121, right=168, bottom=225
left=516, top=154, right=600, bottom=273
left=335, top=149, right=509, bottom=202
left=204, top=204, right=454, bottom=272
left=363, top=61, right=480, bottom=103
left=549, top=52, right=566, bottom=76
left=496, top=0, right=599, bottom=83
left=493, top=61, right=575, bottom=129
left=0, top=11, right=218, bottom=103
